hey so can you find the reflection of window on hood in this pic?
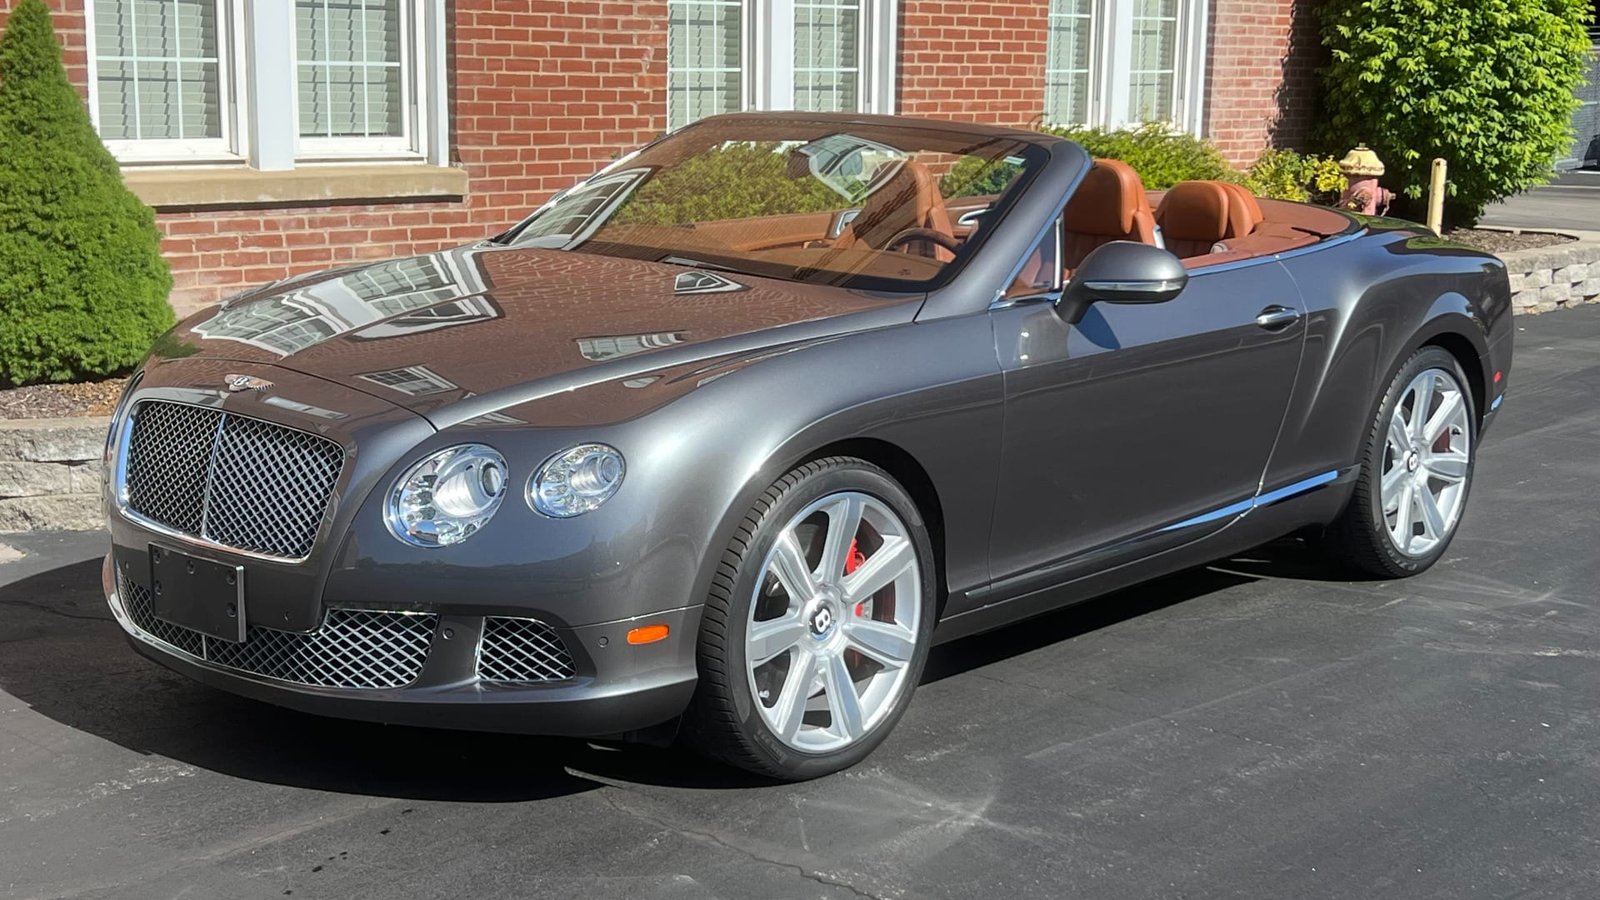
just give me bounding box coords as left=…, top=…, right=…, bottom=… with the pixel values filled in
left=353, top=298, right=504, bottom=340
left=357, top=366, right=458, bottom=396
left=350, top=258, right=458, bottom=314
left=576, top=332, right=686, bottom=361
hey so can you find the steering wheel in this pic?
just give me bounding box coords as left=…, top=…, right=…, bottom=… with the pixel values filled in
left=882, top=227, right=962, bottom=255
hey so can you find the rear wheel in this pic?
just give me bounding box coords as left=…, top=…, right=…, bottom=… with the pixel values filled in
left=684, top=457, right=935, bottom=780
left=1324, top=347, right=1476, bottom=577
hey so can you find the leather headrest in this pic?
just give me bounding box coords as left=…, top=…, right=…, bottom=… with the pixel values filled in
left=853, top=161, right=937, bottom=230
left=1065, top=159, right=1149, bottom=237
left=1157, top=181, right=1232, bottom=243
left=1217, top=181, right=1264, bottom=238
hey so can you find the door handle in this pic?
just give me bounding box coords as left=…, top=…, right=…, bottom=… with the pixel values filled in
left=1255, top=305, right=1301, bottom=330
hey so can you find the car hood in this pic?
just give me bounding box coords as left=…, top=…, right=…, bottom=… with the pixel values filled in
left=160, top=243, right=919, bottom=427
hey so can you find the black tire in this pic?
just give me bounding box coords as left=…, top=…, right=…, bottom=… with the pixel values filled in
left=1324, top=346, right=1477, bottom=578
left=682, top=456, right=937, bottom=780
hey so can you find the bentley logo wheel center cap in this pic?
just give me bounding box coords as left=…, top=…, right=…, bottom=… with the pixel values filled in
left=805, top=595, right=840, bottom=640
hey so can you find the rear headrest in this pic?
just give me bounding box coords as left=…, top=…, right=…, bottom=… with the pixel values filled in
left=1216, top=182, right=1264, bottom=238
left=1156, top=181, right=1232, bottom=243
left=1064, top=159, right=1150, bottom=237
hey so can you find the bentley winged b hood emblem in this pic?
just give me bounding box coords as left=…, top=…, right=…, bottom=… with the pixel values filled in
left=224, top=374, right=274, bottom=392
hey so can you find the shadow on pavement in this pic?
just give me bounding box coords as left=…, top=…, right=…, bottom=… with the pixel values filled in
left=0, top=539, right=1343, bottom=801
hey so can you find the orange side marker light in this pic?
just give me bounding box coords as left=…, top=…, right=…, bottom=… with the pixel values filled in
left=627, top=623, right=671, bottom=645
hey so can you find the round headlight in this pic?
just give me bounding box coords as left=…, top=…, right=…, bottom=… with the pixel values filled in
left=529, top=443, right=625, bottom=518
left=386, top=444, right=508, bottom=547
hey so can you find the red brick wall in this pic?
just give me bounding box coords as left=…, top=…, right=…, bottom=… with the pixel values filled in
left=1205, top=0, right=1322, bottom=166
left=897, top=1, right=1050, bottom=129
left=1, top=0, right=667, bottom=315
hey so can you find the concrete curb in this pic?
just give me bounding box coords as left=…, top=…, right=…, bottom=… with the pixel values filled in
left=0, top=416, right=109, bottom=533
left=1485, top=228, right=1600, bottom=314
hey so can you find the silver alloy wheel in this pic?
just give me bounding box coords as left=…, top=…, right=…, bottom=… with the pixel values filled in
left=1380, top=367, right=1472, bottom=557
left=745, top=491, right=922, bottom=753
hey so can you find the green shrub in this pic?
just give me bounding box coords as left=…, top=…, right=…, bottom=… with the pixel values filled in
left=1243, top=149, right=1348, bottom=204
left=1320, top=0, right=1594, bottom=226
left=1041, top=122, right=1237, bottom=190
left=612, top=142, right=845, bottom=225
left=0, top=0, right=173, bottom=386
left=940, top=154, right=1024, bottom=198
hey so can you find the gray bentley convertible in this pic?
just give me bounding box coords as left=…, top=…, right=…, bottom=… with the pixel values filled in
left=103, top=113, right=1512, bottom=779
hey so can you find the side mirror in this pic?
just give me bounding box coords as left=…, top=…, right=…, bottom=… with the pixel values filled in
left=1057, top=241, right=1188, bottom=324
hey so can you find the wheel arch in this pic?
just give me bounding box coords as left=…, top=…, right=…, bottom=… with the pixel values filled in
left=1419, top=329, right=1487, bottom=427
left=1402, top=300, right=1491, bottom=428
left=793, top=437, right=949, bottom=617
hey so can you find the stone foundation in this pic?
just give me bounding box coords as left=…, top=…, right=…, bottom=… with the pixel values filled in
left=0, top=417, right=109, bottom=532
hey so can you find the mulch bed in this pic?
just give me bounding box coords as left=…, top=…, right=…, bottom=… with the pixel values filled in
left=0, top=379, right=124, bottom=420
left=1443, top=228, right=1576, bottom=254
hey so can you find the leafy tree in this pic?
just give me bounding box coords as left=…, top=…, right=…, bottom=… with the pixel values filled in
left=0, top=0, right=173, bottom=386
left=1320, top=0, right=1594, bottom=225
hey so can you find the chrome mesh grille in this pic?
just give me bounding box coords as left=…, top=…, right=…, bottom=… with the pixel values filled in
left=122, top=401, right=344, bottom=559
left=124, top=402, right=221, bottom=536
left=119, top=577, right=435, bottom=689
left=477, top=617, right=577, bottom=683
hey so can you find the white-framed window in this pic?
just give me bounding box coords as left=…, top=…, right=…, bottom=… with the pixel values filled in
left=666, top=0, right=746, bottom=129
left=665, top=0, right=898, bottom=131
left=295, top=0, right=413, bottom=158
left=1044, top=0, right=1207, bottom=133
left=86, top=0, right=448, bottom=167
left=90, top=0, right=236, bottom=161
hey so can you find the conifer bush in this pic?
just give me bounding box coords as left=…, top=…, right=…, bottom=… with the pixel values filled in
left=0, top=0, right=173, bottom=386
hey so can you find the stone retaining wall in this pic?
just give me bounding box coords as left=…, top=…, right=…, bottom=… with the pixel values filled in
left=0, top=417, right=109, bottom=532
left=1499, top=231, right=1600, bottom=314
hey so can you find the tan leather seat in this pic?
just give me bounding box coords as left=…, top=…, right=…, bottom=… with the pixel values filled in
left=1062, top=159, right=1158, bottom=270
left=1155, top=181, right=1234, bottom=258
left=1217, top=181, right=1265, bottom=240
left=832, top=160, right=956, bottom=261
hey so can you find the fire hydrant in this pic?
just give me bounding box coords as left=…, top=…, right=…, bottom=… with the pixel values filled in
left=1337, top=144, right=1394, bottom=215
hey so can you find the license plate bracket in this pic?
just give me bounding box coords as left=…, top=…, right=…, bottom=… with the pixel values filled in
left=149, top=545, right=246, bottom=643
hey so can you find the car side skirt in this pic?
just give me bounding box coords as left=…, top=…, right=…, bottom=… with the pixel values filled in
left=932, top=467, right=1358, bottom=645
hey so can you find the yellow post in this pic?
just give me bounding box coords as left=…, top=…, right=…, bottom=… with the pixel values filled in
left=1426, top=158, right=1448, bottom=236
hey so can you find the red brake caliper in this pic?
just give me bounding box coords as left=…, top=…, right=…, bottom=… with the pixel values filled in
left=846, top=538, right=867, bottom=616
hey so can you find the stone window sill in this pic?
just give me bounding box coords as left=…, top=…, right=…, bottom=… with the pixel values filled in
left=122, top=164, right=469, bottom=211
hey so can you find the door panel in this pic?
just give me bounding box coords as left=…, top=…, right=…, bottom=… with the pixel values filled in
left=986, top=260, right=1306, bottom=595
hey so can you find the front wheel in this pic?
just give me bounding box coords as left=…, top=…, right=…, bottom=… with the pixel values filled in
left=684, top=457, right=936, bottom=780
left=1324, top=346, right=1477, bottom=577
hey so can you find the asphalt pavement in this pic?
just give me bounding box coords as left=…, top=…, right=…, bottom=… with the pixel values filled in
left=3, top=307, right=1600, bottom=899
left=1482, top=170, right=1599, bottom=231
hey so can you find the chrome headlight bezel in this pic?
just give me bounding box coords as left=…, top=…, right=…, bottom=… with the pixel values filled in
left=527, top=443, right=626, bottom=518
left=385, top=444, right=509, bottom=547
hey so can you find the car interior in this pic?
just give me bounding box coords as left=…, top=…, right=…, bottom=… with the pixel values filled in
left=668, top=155, right=1354, bottom=294
left=538, top=123, right=1354, bottom=291
left=999, top=158, right=1356, bottom=296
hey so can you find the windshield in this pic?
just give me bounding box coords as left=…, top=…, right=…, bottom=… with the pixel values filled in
left=500, top=118, right=1046, bottom=291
